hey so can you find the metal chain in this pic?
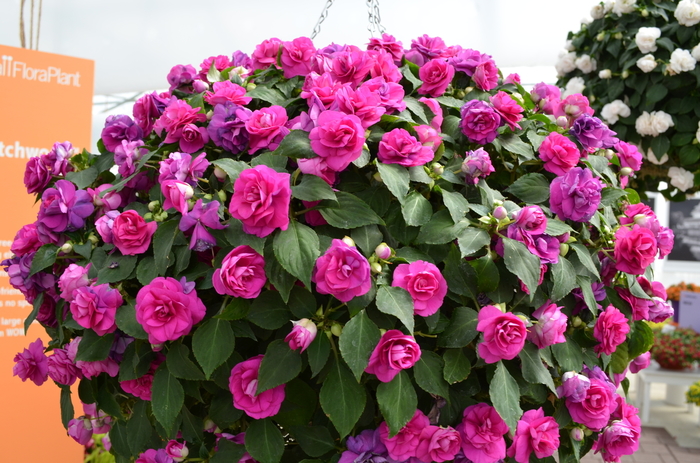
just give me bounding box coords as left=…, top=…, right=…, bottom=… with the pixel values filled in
left=311, top=0, right=335, bottom=40
left=366, top=0, right=386, bottom=37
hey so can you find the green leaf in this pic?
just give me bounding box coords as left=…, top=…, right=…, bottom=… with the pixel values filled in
left=376, top=370, right=418, bottom=436
left=444, top=246, right=478, bottom=298
left=610, top=341, right=629, bottom=374
left=552, top=336, right=584, bottom=372
left=291, top=174, right=336, bottom=201
left=96, top=253, right=138, bottom=285
left=289, top=426, right=336, bottom=458
left=628, top=320, right=654, bottom=359
left=264, top=247, right=296, bottom=304
left=351, top=224, right=384, bottom=257
left=109, top=421, right=130, bottom=459
left=679, top=144, right=700, bottom=166
left=443, top=348, right=471, bottom=384
left=551, top=257, right=577, bottom=302
left=414, top=350, right=450, bottom=398
left=417, top=210, right=469, bottom=245
left=339, top=309, right=381, bottom=382
left=136, top=256, right=159, bottom=286
left=319, top=359, right=366, bottom=438
left=437, top=96, right=465, bottom=109
left=192, top=318, right=235, bottom=379
left=288, top=286, right=316, bottom=319
left=646, top=83, right=668, bottom=104
left=97, top=384, right=124, bottom=420
left=273, top=130, right=315, bottom=159
left=72, top=242, right=92, bottom=260
left=545, top=219, right=574, bottom=237
left=570, top=243, right=600, bottom=279
left=127, top=400, right=153, bottom=456
left=257, top=339, right=302, bottom=393
left=409, top=165, right=433, bottom=183
left=377, top=162, right=410, bottom=201
left=59, top=386, right=74, bottom=429
left=166, top=343, right=205, bottom=381
left=153, top=220, right=180, bottom=275
left=273, top=220, right=319, bottom=289
left=401, top=191, right=433, bottom=227
left=506, top=173, right=550, bottom=204
left=577, top=275, right=599, bottom=316
left=457, top=228, right=490, bottom=258
left=211, top=158, right=248, bottom=182
left=308, top=332, right=330, bottom=378
left=247, top=86, right=286, bottom=106
left=651, top=135, right=671, bottom=159
left=404, top=96, right=429, bottom=125
left=519, top=343, right=556, bottom=392
left=437, top=307, right=479, bottom=348
left=251, top=152, right=288, bottom=170
left=216, top=298, right=251, bottom=320
left=115, top=301, right=149, bottom=340
left=600, top=188, right=628, bottom=207
left=151, top=366, right=184, bottom=433
left=469, top=253, right=500, bottom=293
left=29, top=244, right=59, bottom=276
left=225, top=219, right=266, bottom=255
left=376, top=285, right=415, bottom=333
left=210, top=440, right=248, bottom=463
left=274, top=379, right=318, bottom=429
left=502, top=237, right=540, bottom=296
left=490, top=361, right=523, bottom=432
left=76, top=330, right=115, bottom=362
left=500, top=133, right=534, bottom=160
left=400, top=64, right=423, bottom=91
left=441, top=189, right=470, bottom=223
left=180, top=406, right=204, bottom=445
left=245, top=418, right=285, bottom=463
left=320, top=191, right=385, bottom=228
left=247, top=291, right=291, bottom=330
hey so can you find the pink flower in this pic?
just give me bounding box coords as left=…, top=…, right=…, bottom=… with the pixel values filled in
left=368, top=49, right=403, bottom=83
left=298, top=157, right=337, bottom=185
left=476, top=305, right=527, bottom=363
left=229, top=355, right=286, bottom=419
left=161, top=180, right=194, bottom=214
left=365, top=330, right=422, bottom=383
left=13, top=338, right=48, bottom=386
left=229, top=165, right=291, bottom=238
left=70, top=284, right=123, bottom=336
left=67, top=418, right=93, bottom=445
left=363, top=77, right=406, bottom=113
left=460, top=100, right=501, bottom=145
left=472, top=59, right=499, bottom=91
left=538, top=132, right=581, bottom=176
left=88, top=184, right=122, bottom=215
left=594, top=305, right=630, bottom=356
left=153, top=100, right=206, bottom=144
left=313, top=239, right=371, bottom=302
left=616, top=287, right=650, bottom=321
left=68, top=337, right=118, bottom=379
left=95, top=211, right=119, bottom=244
left=165, top=440, right=189, bottom=462
left=554, top=94, right=594, bottom=125
left=461, top=147, right=495, bottom=184
left=309, top=110, right=366, bottom=172
left=614, top=225, right=657, bottom=275
left=504, top=73, right=521, bottom=84
left=506, top=408, right=560, bottom=463
left=120, top=370, right=155, bottom=401
left=415, top=426, right=462, bottom=463
left=629, top=352, right=651, bottom=374
left=593, top=419, right=640, bottom=462
left=47, top=348, right=81, bottom=386
left=367, top=33, right=404, bottom=63
left=418, top=59, right=455, bottom=97
left=378, top=410, right=430, bottom=461
left=281, top=37, right=316, bottom=78
left=245, top=106, right=290, bottom=154
left=531, top=83, right=561, bottom=115
left=615, top=141, right=643, bottom=172
left=657, top=227, right=674, bottom=259
left=213, top=245, right=267, bottom=299
left=332, top=85, right=386, bottom=129
left=556, top=372, right=591, bottom=403
left=378, top=128, right=434, bottom=167
left=301, top=72, right=344, bottom=109
left=204, top=81, right=252, bottom=106
left=135, top=277, right=206, bottom=344
left=111, top=210, right=158, bottom=256
left=392, top=260, right=447, bottom=317
left=250, top=38, right=282, bottom=71
left=178, top=123, right=209, bottom=154
left=415, top=125, right=443, bottom=152
left=457, top=403, right=508, bottom=463
left=284, top=319, right=318, bottom=352
left=198, top=54, right=232, bottom=81
left=490, top=91, right=523, bottom=130
left=58, top=263, right=92, bottom=302
left=11, top=223, right=41, bottom=257
left=528, top=302, right=567, bottom=348
left=566, top=378, right=617, bottom=431
left=418, top=97, right=443, bottom=130
left=135, top=449, right=174, bottom=463
left=329, top=49, right=374, bottom=86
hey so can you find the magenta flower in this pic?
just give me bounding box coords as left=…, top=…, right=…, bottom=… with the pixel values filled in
left=331, top=85, right=386, bottom=129
left=528, top=302, right=568, bottom=349
left=368, top=49, right=403, bottom=83
left=457, top=403, right=508, bottom=463
left=70, top=284, right=123, bottom=336
left=615, top=141, right=643, bottom=171
left=392, top=260, right=447, bottom=317
left=13, top=338, right=49, bottom=386
left=313, top=239, right=371, bottom=302
left=367, top=33, right=404, bottom=63
left=67, top=418, right=93, bottom=445
left=114, top=139, right=147, bottom=177
left=153, top=99, right=206, bottom=144
left=366, top=330, right=422, bottom=383
left=491, top=91, right=523, bottom=130
left=133, top=91, right=172, bottom=133
left=531, top=83, right=561, bottom=115
left=378, top=410, right=430, bottom=461
left=472, top=59, right=499, bottom=91
left=477, top=305, right=527, bottom=363
left=449, top=48, right=489, bottom=76
left=204, top=81, right=252, bottom=106
left=167, top=64, right=198, bottom=92
left=101, top=115, right=143, bottom=153
left=158, top=151, right=210, bottom=186
left=362, top=77, right=406, bottom=114
left=284, top=319, right=318, bottom=353
left=566, top=378, right=616, bottom=431
left=309, top=111, right=366, bottom=172
left=165, top=440, right=189, bottom=462
left=556, top=371, right=591, bottom=403
left=198, top=54, right=232, bottom=82
left=594, top=305, right=630, bottom=356
left=37, top=179, right=95, bottom=235
left=120, top=370, right=155, bottom=401
left=135, top=448, right=175, bottom=463
left=329, top=49, right=374, bottom=86
left=207, top=102, right=252, bottom=154
left=418, top=59, right=455, bottom=97
left=47, top=348, right=82, bottom=386
left=250, top=38, right=282, bottom=71
left=229, top=355, right=286, bottom=419
left=549, top=167, right=603, bottom=222
left=554, top=94, right=594, bottom=125
left=461, top=147, right=495, bottom=184
left=245, top=105, right=290, bottom=154
left=406, top=34, right=448, bottom=66
left=460, top=100, right=501, bottom=145
left=378, top=128, right=434, bottom=167
left=614, top=225, right=657, bottom=275
left=415, top=425, right=462, bottom=463
left=506, top=408, right=560, bottom=463
left=111, top=210, right=158, bottom=256
left=280, top=37, right=316, bottom=78
left=178, top=123, right=209, bottom=153
left=161, top=180, right=193, bottom=214
left=212, top=245, right=267, bottom=299
left=10, top=223, right=41, bottom=257
left=179, top=199, right=226, bottom=251
left=538, top=132, right=581, bottom=176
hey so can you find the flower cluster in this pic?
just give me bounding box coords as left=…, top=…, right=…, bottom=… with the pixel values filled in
left=651, top=326, right=700, bottom=370
left=556, top=0, right=700, bottom=198
left=8, top=32, right=672, bottom=463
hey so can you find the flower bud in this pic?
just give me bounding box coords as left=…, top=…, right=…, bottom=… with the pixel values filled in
left=151, top=343, right=164, bottom=352
left=572, top=316, right=583, bottom=328
left=493, top=206, right=508, bottom=220
left=570, top=428, right=585, bottom=442
left=371, top=262, right=383, bottom=274
left=284, top=319, right=318, bottom=352
left=144, top=212, right=153, bottom=221
left=67, top=418, right=93, bottom=445
left=431, top=163, right=444, bottom=175
left=596, top=32, right=605, bottom=41
left=621, top=70, right=629, bottom=79
left=641, top=9, right=649, bottom=17
left=330, top=322, right=343, bottom=337
left=60, top=242, right=74, bottom=253
left=620, top=167, right=633, bottom=176
left=166, top=440, right=189, bottom=463
left=455, top=89, right=466, bottom=99
left=87, top=233, right=99, bottom=245
left=193, top=80, right=209, bottom=93
left=556, top=116, right=568, bottom=128
left=315, top=306, right=324, bottom=317
left=373, top=172, right=383, bottom=183
left=148, top=201, right=160, bottom=212
left=217, top=190, right=227, bottom=203
left=206, top=110, right=214, bottom=121
left=614, top=33, right=623, bottom=39
left=584, top=428, right=593, bottom=437
left=603, top=149, right=614, bottom=160
left=375, top=243, right=392, bottom=260
left=203, top=418, right=218, bottom=433
left=494, top=303, right=506, bottom=312
left=598, top=69, right=612, bottom=79
left=559, top=243, right=569, bottom=257
left=246, top=82, right=257, bottom=91
left=342, top=236, right=355, bottom=247
left=214, top=166, right=227, bottom=181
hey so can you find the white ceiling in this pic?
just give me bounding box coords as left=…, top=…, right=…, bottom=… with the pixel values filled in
left=2, top=0, right=600, bottom=95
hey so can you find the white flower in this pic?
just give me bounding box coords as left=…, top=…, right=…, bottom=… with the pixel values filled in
left=601, top=100, right=631, bottom=125
left=668, top=166, right=695, bottom=192
left=604, top=0, right=614, bottom=12
left=613, top=0, right=637, bottom=16
left=675, top=0, right=700, bottom=27
left=646, top=148, right=669, bottom=165
left=693, top=44, right=700, bottom=61
left=575, top=54, right=597, bottom=74
left=696, top=121, right=700, bottom=143
left=565, top=40, right=575, bottom=52
left=563, top=77, right=586, bottom=97
left=636, top=112, right=655, bottom=136
left=598, top=69, right=612, bottom=79
left=555, top=51, right=577, bottom=76
left=636, top=54, right=658, bottom=73
left=669, top=48, right=697, bottom=74
left=591, top=4, right=607, bottom=19
left=581, top=16, right=592, bottom=25
left=652, top=111, right=675, bottom=134
left=634, top=27, right=661, bottom=53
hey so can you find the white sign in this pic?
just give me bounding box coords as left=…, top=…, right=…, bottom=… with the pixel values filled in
left=678, top=291, right=700, bottom=333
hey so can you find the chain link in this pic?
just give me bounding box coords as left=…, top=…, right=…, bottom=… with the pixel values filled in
left=311, top=0, right=335, bottom=40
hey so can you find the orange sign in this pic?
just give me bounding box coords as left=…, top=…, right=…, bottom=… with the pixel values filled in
left=0, top=44, right=93, bottom=462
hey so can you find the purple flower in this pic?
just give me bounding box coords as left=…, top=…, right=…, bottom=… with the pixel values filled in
left=549, top=167, right=603, bottom=222
left=569, top=115, right=618, bottom=150
left=207, top=102, right=252, bottom=154
left=528, top=302, right=568, bottom=349
left=647, top=298, right=674, bottom=323
left=167, top=64, right=198, bottom=92
left=4, top=253, right=56, bottom=301
left=47, top=348, right=82, bottom=386
left=67, top=418, right=93, bottom=445
left=179, top=200, right=227, bottom=251
left=556, top=372, right=591, bottom=403
left=37, top=180, right=95, bottom=236
left=136, top=448, right=175, bottom=463
left=23, top=156, right=51, bottom=194
left=460, top=100, right=501, bottom=145
left=101, top=115, right=143, bottom=153
left=133, top=91, right=172, bottom=134
left=13, top=338, right=49, bottom=386
left=405, top=34, right=448, bottom=66
left=158, top=152, right=210, bottom=186
left=449, top=48, right=489, bottom=76
left=114, top=140, right=147, bottom=177
left=572, top=281, right=606, bottom=314
left=44, top=141, right=74, bottom=176
left=461, top=147, right=495, bottom=184
left=231, top=50, right=251, bottom=68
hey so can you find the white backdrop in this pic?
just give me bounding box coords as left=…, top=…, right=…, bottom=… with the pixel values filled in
left=2, top=0, right=600, bottom=94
